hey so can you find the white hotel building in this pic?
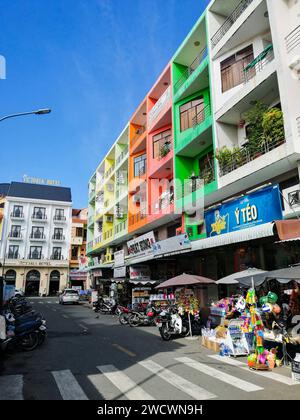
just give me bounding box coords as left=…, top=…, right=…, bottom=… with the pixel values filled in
left=0, top=182, right=72, bottom=296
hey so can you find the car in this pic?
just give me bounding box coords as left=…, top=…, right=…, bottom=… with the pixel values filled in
left=59, top=289, right=80, bottom=305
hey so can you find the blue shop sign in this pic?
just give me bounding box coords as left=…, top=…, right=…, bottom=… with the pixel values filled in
left=205, top=185, right=283, bottom=237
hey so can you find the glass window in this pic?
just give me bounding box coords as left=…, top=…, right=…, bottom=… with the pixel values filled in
left=221, top=45, right=254, bottom=93
left=54, top=228, right=63, bottom=239
left=55, top=209, right=65, bottom=220
left=52, top=247, right=62, bottom=260
left=33, top=207, right=46, bottom=219
left=180, top=97, right=204, bottom=132
left=13, top=205, right=23, bottom=217
left=134, top=154, right=147, bottom=177
left=29, top=246, right=42, bottom=259
left=153, top=129, right=172, bottom=159
left=31, top=226, right=44, bottom=238
left=8, top=245, right=19, bottom=259
left=10, top=225, right=21, bottom=237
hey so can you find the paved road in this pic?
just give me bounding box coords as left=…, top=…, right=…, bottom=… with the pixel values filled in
left=0, top=297, right=300, bottom=400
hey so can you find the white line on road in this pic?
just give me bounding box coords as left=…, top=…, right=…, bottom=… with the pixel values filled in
left=52, top=370, right=88, bottom=400
left=208, top=355, right=300, bottom=386
left=97, top=365, right=154, bottom=400
left=176, top=357, right=263, bottom=392
left=139, top=360, right=217, bottom=400
left=0, top=375, right=23, bottom=400
left=62, top=314, right=69, bottom=319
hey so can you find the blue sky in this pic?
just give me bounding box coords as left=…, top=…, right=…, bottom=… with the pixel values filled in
left=0, top=0, right=209, bottom=208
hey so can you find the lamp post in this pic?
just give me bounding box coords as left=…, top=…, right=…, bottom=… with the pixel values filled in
left=0, top=108, right=51, bottom=123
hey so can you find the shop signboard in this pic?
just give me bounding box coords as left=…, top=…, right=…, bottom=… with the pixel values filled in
left=113, top=266, right=126, bottom=278
left=93, top=269, right=103, bottom=278
left=152, top=234, right=191, bottom=256
left=114, top=249, right=125, bottom=267
left=129, top=265, right=151, bottom=281
left=69, top=270, right=87, bottom=281
left=205, top=184, right=283, bottom=237
left=127, top=231, right=155, bottom=258
left=3, top=284, right=15, bottom=302
left=72, top=286, right=82, bottom=292
left=92, top=290, right=98, bottom=303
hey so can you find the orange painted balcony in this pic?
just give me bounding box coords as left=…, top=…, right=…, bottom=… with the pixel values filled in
left=147, top=125, right=173, bottom=179
left=130, top=126, right=147, bottom=155
left=128, top=210, right=147, bottom=233
left=148, top=86, right=172, bottom=133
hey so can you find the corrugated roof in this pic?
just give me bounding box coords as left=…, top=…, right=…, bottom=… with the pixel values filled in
left=7, top=182, right=72, bottom=203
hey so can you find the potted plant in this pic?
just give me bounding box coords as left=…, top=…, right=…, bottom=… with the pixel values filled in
left=159, top=141, right=171, bottom=158
left=244, top=101, right=268, bottom=158
left=262, top=107, right=285, bottom=147
left=215, top=146, right=233, bottom=174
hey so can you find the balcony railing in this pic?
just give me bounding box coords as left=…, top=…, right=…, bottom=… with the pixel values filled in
left=52, top=234, right=65, bottom=241
left=103, top=229, right=113, bottom=241
left=116, top=146, right=129, bottom=166
left=87, top=240, right=94, bottom=249
left=6, top=253, right=20, bottom=260
left=152, top=192, right=174, bottom=214
left=157, top=140, right=172, bottom=160
left=211, top=0, right=254, bottom=48
left=192, top=104, right=211, bottom=127
left=32, top=213, right=47, bottom=221
left=94, top=235, right=103, bottom=246
left=129, top=211, right=147, bottom=226
left=243, top=45, right=274, bottom=83
left=30, top=233, right=46, bottom=240
left=28, top=253, right=43, bottom=260
left=115, top=219, right=127, bottom=235
left=54, top=215, right=65, bottom=222
left=174, top=47, right=208, bottom=93
left=104, top=165, right=115, bottom=180
left=10, top=212, right=24, bottom=219
left=88, top=215, right=94, bottom=225
left=149, top=86, right=171, bottom=126
left=9, top=232, right=22, bottom=239
left=218, top=136, right=286, bottom=177
left=286, top=24, right=300, bottom=53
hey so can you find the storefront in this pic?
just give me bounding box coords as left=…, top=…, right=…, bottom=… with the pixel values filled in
left=69, top=270, right=87, bottom=290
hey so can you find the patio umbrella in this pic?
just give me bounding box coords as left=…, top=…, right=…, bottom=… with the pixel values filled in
left=155, top=273, right=215, bottom=289
left=240, top=265, right=300, bottom=286
left=216, top=268, right=267, bottom=286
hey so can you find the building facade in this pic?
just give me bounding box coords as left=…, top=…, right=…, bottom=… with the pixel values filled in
left=87, top=0, right=300, bottom=297
left=69, top=208, right=90, bottom=290
left=0, top=182, right=72, bottom=296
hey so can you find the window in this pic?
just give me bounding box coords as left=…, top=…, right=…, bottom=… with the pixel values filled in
left=76, top=227, right=83, bottom=237
left=31, top=226, right=44, bottom=238
left=221, top=45, right=254, bottom=93
left=10, top=225, right=21, bottom=237
left=180, top=97, right=204, bottom=132
left=53, top=228, right=63, bottom=239
left=134, top=154, right=147, bottom=177
left=52, top=247, right=62, bottom=260
left=55, top=209, right=65, bottom=220
left=71, top=246, right=78, bottom=259
left=29, top=246, right=42, bottom=259
left=13, top=205, right=23, bottom=217
left=33, top=207, right=46, bottom=219
left=153, top=129, right=172, bottom=159
left=8, top=245, right=19, bottom=259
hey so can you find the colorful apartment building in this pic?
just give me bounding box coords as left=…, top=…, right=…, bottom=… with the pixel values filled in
left=69, top=208, right=89, bottom=289
left=88, top=0, right=300, bottom=289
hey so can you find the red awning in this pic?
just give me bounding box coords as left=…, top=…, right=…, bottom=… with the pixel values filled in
left=275, top=220, right=300, bottom=241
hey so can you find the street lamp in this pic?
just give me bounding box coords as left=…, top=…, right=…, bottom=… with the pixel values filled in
left=0, top=108, right=51, bottom=123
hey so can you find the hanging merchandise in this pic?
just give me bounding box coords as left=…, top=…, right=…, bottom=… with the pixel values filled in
left=224, top=319, right=250, bottom=357
left=176, top=288, right=200, bottom=316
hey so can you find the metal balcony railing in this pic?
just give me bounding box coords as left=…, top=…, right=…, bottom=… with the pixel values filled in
left=243, top=45, right=274, bottom=83
left=104, top=165, right=115, bottom=180
left=32, top=213, right=47, bottom=220
left=10, top=212, right=24, bottom=218
left=116, top=146, right=129, bottom=166
left=30, top=233, right=46, bottom=240
left=129, top=211, right=147, bottom=226
left=218, top=136, right=286, bottom=177
left=211, top=0, right=254, bottom=48
left=28, top=253, right=43, bottom=260
left=174, top=47, right=208, bottom=93
left=192, top=104, right=211, bottom=127
left=115, top=219, right=127, bottom=235
left=152, top=193, right=174, bottom=214
left=286, top=24, right=300, bottom=53
left=9, top=232, right=22, bottom=238
left=52, top=234, right=65, bottom=241
left=50, top=254, right=64, bottom=261
left=54, top=215, right=66, bottom=221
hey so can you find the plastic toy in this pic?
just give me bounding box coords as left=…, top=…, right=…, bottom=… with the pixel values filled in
left=267, top=292, right=278, bottom=304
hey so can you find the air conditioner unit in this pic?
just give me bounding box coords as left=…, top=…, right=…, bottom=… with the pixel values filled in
left=106, top=215, right=114, bottom=223
left=282, top=185, right=300, bottom=217
left=115, top=211, right=124, bottom=219
left=133, top=194, right=140, bottom=203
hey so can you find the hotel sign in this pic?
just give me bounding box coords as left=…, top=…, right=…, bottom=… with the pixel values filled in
left=23, top=175, right=61, bottom=186
left=127, top=231, right=155, bottom=258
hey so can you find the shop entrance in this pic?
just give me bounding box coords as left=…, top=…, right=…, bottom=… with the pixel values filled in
left=25, top=270, right=40, bottom=296
left=49, top=270, right=60, bottom=296
left=5, top=269, right=16, bottom=286
left=70, top=280, right=84, bottom=290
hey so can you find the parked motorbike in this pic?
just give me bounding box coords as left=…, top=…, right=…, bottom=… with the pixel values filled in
left=155, top=306, right=190, bottom=341
left=128, top=305, right=159, bottom=327
left=93, top=298, right=118, bottom=315
left=118, top=306, right=131, bottom=325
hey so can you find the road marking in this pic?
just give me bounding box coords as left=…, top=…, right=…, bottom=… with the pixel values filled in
left=97, top=365, right=154, bottom=400
left=52, top=370, right=88, bottom=400
left=0, top=375, right=23, bottom=400
left=176, top=357, right=263, bottom=392
left=78, top=323, right=88, bottom=331
left=139, top=360, right=217, bottom=400
left=112, top=344, right=136, bottom=357
left=208, top=355, right=299, bottom=386
left=52, top=308, right=57, bottom=312
left=62, top=314, right=69, bottom=319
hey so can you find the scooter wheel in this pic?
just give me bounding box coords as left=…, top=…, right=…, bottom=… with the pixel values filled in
left=20, top=332, right=39, bottom=351
left=119, top=313, right=128, bottom=325
left=128, top=314, right=140, bottom=327
left=160, top=325, right=172, bottom=341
